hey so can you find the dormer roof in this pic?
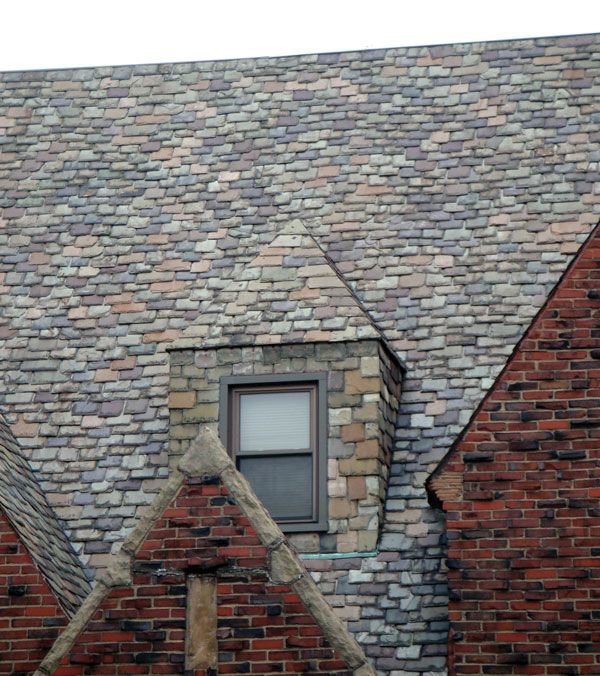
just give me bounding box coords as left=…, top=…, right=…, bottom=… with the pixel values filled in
left=172, top=220, right=382, bottom=350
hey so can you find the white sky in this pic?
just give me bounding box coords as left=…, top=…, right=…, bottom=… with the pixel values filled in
left=2, top=0, right=600, bottom=72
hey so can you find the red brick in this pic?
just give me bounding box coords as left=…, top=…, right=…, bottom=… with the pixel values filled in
left=54, top=478, right=355, bottom=674
left=0, top=512, right=66, bottom=673
left=432, top=224, right=600, bottom=675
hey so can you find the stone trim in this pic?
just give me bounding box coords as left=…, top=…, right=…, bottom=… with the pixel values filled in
left=34, top=582, right=110, bottom=675
left=36, top=425, right=375, bottom=675
left=169, top=335, right=407, bottom=376
left=200, top=427, right=375, bottom=672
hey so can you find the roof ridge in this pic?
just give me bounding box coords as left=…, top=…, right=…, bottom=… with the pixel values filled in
left=35, top=426, right=375, bottom=676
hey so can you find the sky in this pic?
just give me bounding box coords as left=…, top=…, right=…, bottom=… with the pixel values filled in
left=2, top=0, right=600, bottom=72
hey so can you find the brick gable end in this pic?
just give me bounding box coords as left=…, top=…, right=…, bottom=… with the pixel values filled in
left=432, top=224, right=600, bottom=674
left=52, top=477, right=357, bottom=674
left=0, top=511, right=67, bottom=675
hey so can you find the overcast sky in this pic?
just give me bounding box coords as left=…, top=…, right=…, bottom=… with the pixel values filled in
left=2, top=0, right=600, bottom=72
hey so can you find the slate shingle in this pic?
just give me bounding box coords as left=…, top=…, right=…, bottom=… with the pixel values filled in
left=0, top=414, right=91, bottom=617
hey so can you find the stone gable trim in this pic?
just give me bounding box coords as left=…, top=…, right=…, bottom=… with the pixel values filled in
left=36, top=425, right=375, bottom=675
left=426, top=221, right=600, bottom=508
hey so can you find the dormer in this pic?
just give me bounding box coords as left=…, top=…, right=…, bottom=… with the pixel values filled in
left=167, top=221, right=403, bottom=553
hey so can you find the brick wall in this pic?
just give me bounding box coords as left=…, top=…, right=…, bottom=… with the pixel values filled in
left=53, top=477, right=357, bottom=674
left=0, top=511, right=67, bottom=674
left=431, top=226, right=600, bottom=674
left=168, top=340, right=401, bottom=554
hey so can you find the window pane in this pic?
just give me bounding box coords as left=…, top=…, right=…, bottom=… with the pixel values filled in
left=239, top=455, right=312, bottom=520
left=239, top=390, right=310, bottom=452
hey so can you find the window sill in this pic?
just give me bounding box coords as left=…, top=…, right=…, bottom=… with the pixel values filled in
left=278, top=520, right=328, bottom=533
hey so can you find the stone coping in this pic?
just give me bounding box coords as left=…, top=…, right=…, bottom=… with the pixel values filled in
left=35, top=426, right=375, bottom=676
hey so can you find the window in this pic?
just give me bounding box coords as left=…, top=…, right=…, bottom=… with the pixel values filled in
left=220, top=374, right=327, bottom=531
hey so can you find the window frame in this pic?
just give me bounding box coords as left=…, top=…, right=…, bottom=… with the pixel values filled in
left=219, top=373, right=328, bottom=532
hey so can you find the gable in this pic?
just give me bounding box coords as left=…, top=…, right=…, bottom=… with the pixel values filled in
left=37, top=427, right=375, bottom=675
left=428, top=223, right=600, bottom=672
left=428, top=221, right=600, bottom=502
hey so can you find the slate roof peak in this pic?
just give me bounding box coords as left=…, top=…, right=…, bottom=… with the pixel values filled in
left=172, top=220, right=386, bottom=350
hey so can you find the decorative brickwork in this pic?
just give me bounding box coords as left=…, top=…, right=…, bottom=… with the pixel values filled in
left=0, top=511, right=67, bottom=675
left=429, top=224, right=600, bottom=674
left=37, top=429, right=373, bottom=675
left=169, top=339, right=401, bottom=554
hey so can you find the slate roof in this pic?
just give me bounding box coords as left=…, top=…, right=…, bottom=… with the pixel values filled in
left=1, top=33, right=599, bottom=674
left=0, top=414, right=91, bottom=617
left=174, top=219, right=383, bottom=349
left=1, top=42, right=596, bottom=563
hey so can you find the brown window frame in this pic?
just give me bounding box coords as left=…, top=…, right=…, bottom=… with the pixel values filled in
left=219, top=373, right=328, bottom=532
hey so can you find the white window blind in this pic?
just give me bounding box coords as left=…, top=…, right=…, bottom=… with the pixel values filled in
left=239, top=390, right=310, bottom=452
